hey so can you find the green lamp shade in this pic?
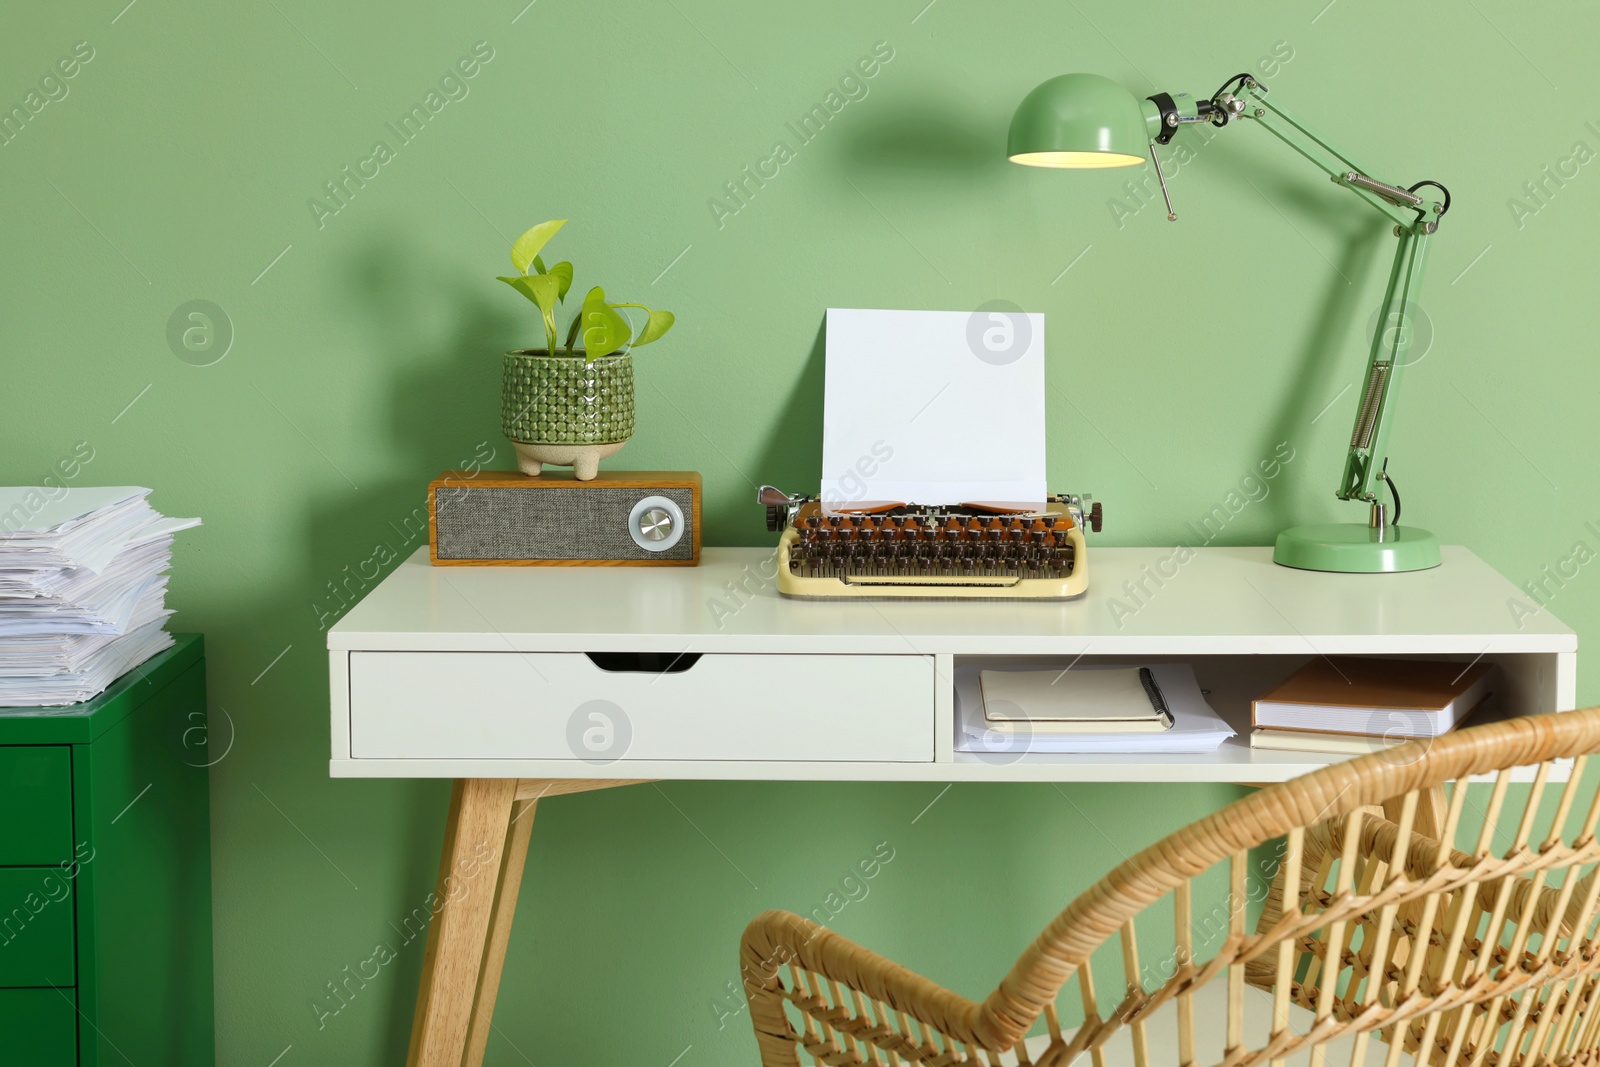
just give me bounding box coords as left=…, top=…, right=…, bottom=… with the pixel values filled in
left=1008, top=73, right=1149, bottom=168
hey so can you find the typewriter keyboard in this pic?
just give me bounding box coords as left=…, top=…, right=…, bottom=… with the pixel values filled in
left=785, top=504, right=1077, bottom=581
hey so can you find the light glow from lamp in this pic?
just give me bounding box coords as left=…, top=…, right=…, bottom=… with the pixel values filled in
left=1009, top=150, right=1146, bottom=168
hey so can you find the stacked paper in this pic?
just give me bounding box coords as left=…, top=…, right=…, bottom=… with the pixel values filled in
left=0, top=487, right=199, bottom=707
left=956, top=662, right=1234, bottom=755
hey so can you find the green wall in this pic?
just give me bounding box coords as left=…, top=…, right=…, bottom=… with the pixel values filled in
left=4, top=0, right=1596, bottom=1061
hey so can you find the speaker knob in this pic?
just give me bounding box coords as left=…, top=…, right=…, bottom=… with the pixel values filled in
left=640, top=508, right=674, bottom=540
left=628, top=495, right=686, bottom=552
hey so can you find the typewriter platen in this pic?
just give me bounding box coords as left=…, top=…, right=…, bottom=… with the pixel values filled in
left=759, top=487, right=1102, bottom=600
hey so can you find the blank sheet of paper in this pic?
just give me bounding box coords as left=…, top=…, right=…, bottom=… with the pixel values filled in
left=821, top=307, right=1046, bottom=508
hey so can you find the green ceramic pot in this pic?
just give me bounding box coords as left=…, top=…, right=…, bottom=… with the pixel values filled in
left=501, top=349, right=635, bottom=479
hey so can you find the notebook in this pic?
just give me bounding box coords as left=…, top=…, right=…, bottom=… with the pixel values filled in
left=958, top=663, right=1232, bottom=754
left=979, top=666, right=1173, bottom=734
left=1248, top=727, right=1445, bottom=756
left=1252, top=658, right=1493, bottom=739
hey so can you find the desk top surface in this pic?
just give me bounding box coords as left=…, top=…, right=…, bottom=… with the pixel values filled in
left=327, top=546, right=1573, bottom=655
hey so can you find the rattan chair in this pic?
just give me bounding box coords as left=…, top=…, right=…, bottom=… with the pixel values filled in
left=741, top=706, right=1600, bottom=1067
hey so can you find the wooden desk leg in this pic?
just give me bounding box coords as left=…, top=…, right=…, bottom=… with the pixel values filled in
left=461, top=795, right=537, bottom=1065
left=1383, top=784, right=1449, bottom=839
left=405, top=777, right=650, bottom=1067
left=406, top=779, right=521, bottom=1067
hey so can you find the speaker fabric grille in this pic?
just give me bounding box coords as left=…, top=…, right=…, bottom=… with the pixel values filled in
left=434, top=485, right=696, bottom=561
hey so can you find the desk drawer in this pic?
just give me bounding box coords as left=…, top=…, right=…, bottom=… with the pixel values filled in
left=0, top=748, right=72, bottom=865
left=0, top=988, right=75, bottom=1065
left=348, top=652, right=934, bottom=762
left=0, top=867, right=75, bottom=987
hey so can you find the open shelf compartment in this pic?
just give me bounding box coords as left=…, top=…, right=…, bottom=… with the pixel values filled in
left=941, top=650, right=1576, bottom=783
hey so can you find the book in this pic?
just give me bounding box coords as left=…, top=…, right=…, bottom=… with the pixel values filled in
left=1252, top=657, right=1493, bottom=739
left=1249, top=729, right=1414, bottom=755
left=978, top=666, right=1173, bottom=734
left=957, top=663, right=1231, bottom=754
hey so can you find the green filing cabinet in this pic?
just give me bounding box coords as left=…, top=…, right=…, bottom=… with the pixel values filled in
left=0, top=634, right=213, bottom=1065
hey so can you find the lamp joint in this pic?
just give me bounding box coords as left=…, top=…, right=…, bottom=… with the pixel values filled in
left=1341, top=171, right=1426, bottom=208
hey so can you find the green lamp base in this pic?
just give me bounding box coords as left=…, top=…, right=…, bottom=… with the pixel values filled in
left=1273, top=523, right=1441, bottom=573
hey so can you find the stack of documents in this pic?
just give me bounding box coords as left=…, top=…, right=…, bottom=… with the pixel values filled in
left=0, top=487, right=199, bottom=706
left=957, top=662, right=1234, bottom=755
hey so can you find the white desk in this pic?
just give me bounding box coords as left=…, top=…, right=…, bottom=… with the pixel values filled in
left=327, top=545, right=1576, bottom=1066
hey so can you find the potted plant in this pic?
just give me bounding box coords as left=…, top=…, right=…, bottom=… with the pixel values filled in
left=496, top=219, right=675, bottom=479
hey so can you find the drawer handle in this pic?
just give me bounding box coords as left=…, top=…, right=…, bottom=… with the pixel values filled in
left=584, top=652, right=702, bottom=674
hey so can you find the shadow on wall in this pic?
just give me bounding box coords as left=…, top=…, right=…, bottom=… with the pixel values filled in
left=368, top=234, right=547, bottom=1058
left=283, top=232, right=523, bottom=1061
left=188, top=229, right=513, bottom=1061
left=223, top=222, right=521, bottom=659
left=834, top=93, right=998, bottom=181
left=720, top=319, right=825, bottom=543
left=1193, top=140, right=1394, bottom=536
left=304, top=232, right=518, bottom=633
left=724, top=98, right=999, bottom=539
left=352, top=234, right=515, bottom=467
left=1254, top=216, right=1387, bottom=532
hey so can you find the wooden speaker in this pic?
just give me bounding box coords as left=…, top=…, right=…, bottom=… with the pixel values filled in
left=428, top=470, right=701, bottom=566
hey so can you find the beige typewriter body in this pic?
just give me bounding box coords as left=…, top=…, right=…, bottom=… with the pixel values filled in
left=774, top=500, right=1089, bottom=600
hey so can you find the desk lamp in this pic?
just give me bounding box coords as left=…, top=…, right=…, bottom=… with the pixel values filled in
left=1009, top=73, right=1448, bottom=572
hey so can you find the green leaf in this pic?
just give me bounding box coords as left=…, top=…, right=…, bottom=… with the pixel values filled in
left=496, top=275, right=541, bottom=305
left=499, top=274, right=562, bottom=350
left=614, top=303, right=675, bottom=347
left=579, top=286, right=631, bottom=360
left=498, top=273, right=560, bottom=310
left=547, top=260, right=573, bottom=301
left=510, top=219, right=566, bottom=274
left=531, top=254, right=547, bottom=274
left=637, top=309, right=674, bottom=346
left=527, top=273, right=561, bottom=312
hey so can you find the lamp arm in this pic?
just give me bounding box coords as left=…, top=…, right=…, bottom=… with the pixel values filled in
left=1335, top=212, right=1435, bottom=504
left=1206, top=78, right=1448, bottom=508
left=1229, top=82, right=1431, bottom=227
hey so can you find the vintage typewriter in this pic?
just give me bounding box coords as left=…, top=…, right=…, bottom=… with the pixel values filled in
left=759, top=487, right=1102, bottom=600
